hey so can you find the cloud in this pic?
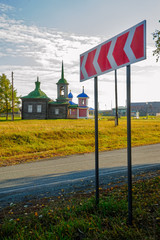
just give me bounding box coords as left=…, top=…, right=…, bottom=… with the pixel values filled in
left=0, top=3, right=159, bottom=110
left=0, top=3, right=14, bottom=13
left=0, top=6, right=103, bottom=101
left=0, top=13, right=101, bottom=69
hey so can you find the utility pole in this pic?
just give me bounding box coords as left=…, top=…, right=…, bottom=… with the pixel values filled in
left=12, top=72, right=14, bottom=121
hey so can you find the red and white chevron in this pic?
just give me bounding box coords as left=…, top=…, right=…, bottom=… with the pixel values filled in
left=80, top=20, right=146, bottom=82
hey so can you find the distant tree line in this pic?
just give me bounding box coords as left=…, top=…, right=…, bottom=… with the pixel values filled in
left=0, top=74, right=20, bottom=120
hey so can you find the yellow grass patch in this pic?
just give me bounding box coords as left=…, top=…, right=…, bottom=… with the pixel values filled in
left=0, top=118, right=160, bottom=166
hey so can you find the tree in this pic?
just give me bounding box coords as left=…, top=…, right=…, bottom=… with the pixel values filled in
left=0, top=74, right=20, bottom=120
left=153, top=21, right=160, bottom=62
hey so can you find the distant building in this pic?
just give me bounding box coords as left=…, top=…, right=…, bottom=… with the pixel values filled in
left=21, top=62, right=89, bottom=120
left=98, top=110, right=112, bottom=116
left=131, top=102, right=160, bottom=116
left=112, top=106, right=127, bottom=117
left=111, top=102, right=160, bottom=117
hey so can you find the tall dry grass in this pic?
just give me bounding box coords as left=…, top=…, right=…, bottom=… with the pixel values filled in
left=0, top=118, right=160, bottom=166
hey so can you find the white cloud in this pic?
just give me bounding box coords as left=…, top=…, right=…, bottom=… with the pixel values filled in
left=0, top=8, right=103, bottom=104
left=0, top=3, right=14, bottom=12
left=0, top=3, right=160, bottom=110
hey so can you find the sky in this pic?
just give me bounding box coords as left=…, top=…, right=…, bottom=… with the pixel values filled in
left=0, top=0, right=160, bottom=110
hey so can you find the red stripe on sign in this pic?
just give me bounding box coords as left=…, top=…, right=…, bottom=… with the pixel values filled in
left=85, top=49, right=97, bottom=77
left=80, top=55, right=84, bottom=80
left=113, top=32, right=130, bottom=66
left=97, top=41, right=112, bottom=72
left=131, top=24, right=144, bottom=59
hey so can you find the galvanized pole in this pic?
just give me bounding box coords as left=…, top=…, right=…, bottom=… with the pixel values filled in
left=115, top=70, right=118, bottom=126
left=11, top=72, right=14, bottom=121
left=126, top=65, right=132, bottom=225
left=94, top=76, right=99, bottom=205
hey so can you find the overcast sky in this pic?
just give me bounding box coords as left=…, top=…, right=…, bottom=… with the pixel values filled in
left=0, top=0, right=160, bottom=109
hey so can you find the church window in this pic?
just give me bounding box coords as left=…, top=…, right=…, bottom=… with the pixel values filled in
left=60, top=86, right=64, bottom=96
left=82, top=99, right=85, bottom=105
left=28, top=105, right=33, bottom=113
left=55, top=108, right=59, bottom=115
left=37, top=105, right=42, bottom=113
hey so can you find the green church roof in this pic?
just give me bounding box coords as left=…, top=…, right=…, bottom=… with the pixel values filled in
left=57, top=61, right=69, bottom=85
left=49, top=100, right=69, bottom=105
left=21, top=78, right=49, bottom=99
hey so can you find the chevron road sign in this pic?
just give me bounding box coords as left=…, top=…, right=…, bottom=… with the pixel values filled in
left=80, top=20, right=146, bottom=82
left=80, top=21, right=147, bottom=225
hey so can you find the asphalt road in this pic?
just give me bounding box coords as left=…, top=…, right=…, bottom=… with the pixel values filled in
left=0, top=144, right=160, bottom=208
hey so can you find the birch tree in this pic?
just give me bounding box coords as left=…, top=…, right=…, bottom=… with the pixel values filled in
left=0, top=74, right=20, bottom=120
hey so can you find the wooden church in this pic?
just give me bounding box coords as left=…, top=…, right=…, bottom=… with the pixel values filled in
left=21, top=62, right=89, bottom=120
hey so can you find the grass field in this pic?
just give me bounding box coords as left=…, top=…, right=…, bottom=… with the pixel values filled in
left=0, top=171, right=159, bottom=239
left=1, top=117, right=160, bottom=167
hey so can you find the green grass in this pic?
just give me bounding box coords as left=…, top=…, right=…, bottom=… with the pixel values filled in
left=0, top=114, right=21, bottom=121
left=0, top=173, right=159, bottom=239
left=1, top=118, right=160, bottom=166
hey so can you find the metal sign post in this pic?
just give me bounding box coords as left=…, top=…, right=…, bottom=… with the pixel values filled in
left=94, top=76, right=99, bottom=205
left=115, top=70, right=118, bottom=126
left=127, top=65, right=132, bottom=225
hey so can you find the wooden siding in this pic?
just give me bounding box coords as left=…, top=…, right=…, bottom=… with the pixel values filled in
left=48, top=104, right=68, bottom=119
left=21, top=99, right=48, bottom=120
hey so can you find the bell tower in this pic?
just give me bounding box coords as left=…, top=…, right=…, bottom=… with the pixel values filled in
left=56, top=61, right=69, bottom=103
